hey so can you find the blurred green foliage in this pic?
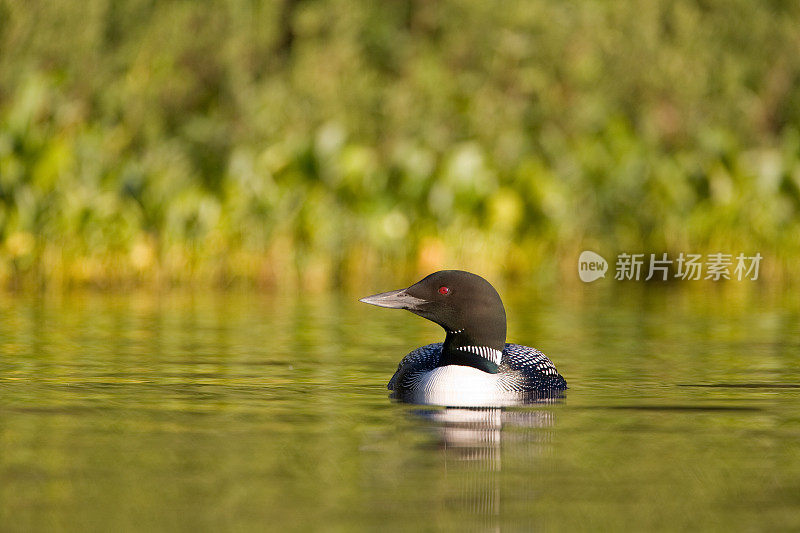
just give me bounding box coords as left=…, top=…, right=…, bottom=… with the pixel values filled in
left=0, top=0, right=799, bottom=289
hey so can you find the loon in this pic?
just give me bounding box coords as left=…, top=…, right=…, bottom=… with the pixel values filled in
left=360, top=270, right=567, bottom=406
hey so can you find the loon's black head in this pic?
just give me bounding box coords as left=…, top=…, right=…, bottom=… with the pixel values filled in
left=360, top=270, right=506, bottom=373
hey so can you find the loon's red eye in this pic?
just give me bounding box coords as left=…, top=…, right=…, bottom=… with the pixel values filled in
left=438, top=286, right=450, bottom=295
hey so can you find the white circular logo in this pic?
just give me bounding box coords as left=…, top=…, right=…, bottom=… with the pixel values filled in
left=578, top=251, right=608, bottom=282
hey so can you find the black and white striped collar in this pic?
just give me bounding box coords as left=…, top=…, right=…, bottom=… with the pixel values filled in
left=454, top=345, right=503, bottom=365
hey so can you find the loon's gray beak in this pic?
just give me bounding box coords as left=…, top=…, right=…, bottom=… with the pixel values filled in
left=359, top=289, right=427, bottom=310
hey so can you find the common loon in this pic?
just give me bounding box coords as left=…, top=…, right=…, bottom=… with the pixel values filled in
left=360, top=270, right=567, bottom=405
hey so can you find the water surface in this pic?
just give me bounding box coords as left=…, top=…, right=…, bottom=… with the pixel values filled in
left=1, top=287, right=799, bottom=531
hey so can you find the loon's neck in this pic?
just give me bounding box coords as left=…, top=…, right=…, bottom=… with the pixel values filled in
left=440, top=330, right=503, bottom=373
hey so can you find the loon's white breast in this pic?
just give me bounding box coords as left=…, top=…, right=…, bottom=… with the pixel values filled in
left=409, top=365, right=524, bottom=407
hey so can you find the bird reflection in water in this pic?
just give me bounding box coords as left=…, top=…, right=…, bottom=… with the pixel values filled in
left=407, top=395, right=562, bottom=530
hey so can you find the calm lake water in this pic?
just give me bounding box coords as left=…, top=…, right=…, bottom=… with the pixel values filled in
left=1, top=286, right=799, bottom=531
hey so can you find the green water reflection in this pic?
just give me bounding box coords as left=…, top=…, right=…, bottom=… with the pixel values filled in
left=1, top=288, right=799, bottom=531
